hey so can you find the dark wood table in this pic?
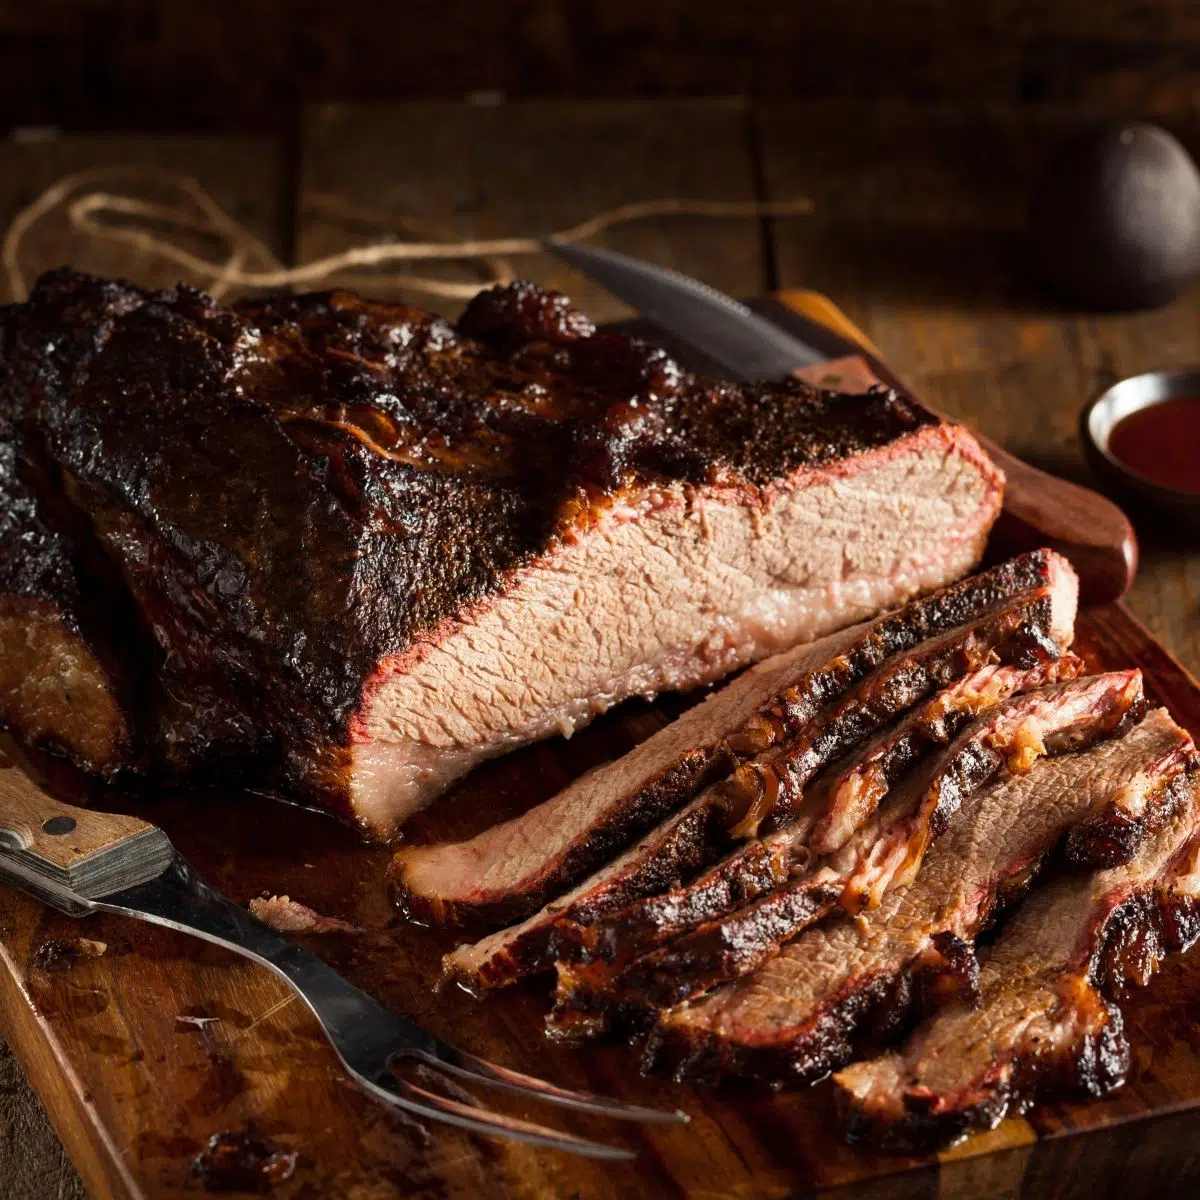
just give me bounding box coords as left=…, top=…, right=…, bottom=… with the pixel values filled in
left=3, top=98, right=1200, bottom=1198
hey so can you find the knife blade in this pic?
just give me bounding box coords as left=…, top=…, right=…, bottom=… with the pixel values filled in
left=542, top=240, right=1139, bottom=606
left=543, top=240, right=825, bottom=376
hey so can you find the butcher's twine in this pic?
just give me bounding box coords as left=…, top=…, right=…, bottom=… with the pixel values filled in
left=1, top=166, right=814, bottom=303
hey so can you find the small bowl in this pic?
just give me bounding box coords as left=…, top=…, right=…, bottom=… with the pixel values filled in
left=1081, top=367, right=1200, bottom=531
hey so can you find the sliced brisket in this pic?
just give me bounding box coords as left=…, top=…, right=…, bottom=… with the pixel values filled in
left=835, top=773, right=1200, bottom=1149
left=559, top=655, right=1081, bottom=978
left=440, top=554, right=1078, bottom=985
left=643, top=708, right=1187, bottom=1087
left=809, top=657, right=1082, bottom=858
left=0, top=271, right=1004, bottom=836
left=395, top=550, right=1072, bottom=925
left=547, top=668, right=1139, bottom=1029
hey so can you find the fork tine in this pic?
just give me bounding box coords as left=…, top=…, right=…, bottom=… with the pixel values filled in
left=370, top=1072, right=636, bottom=1161
left=413, top=1047, right=688, bottom=1124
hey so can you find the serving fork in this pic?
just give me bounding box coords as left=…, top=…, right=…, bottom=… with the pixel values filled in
left=0, top=760, right=684, bottom=1159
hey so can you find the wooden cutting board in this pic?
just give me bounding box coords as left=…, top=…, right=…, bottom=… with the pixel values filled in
left=0, top=295, right=1196, bottom=1200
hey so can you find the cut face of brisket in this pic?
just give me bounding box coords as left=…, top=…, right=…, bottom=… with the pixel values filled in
left=394, top=549, right=1073, bottom=926
left=835, top=773, right=1200, bottom=1150
left=0, top=271, right=1004, bottom=836
left=643, top=708, right=1187, bottom=1087
left=546, top=668, right=1139, bottom=1030
left=438, top=554, right=1079, bottom=988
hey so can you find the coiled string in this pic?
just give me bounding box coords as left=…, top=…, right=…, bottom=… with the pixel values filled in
left=2, top=166, right=813, bottom=303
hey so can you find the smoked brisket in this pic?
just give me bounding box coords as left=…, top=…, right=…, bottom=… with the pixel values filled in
left=0, top=271, right=1003, bottom=835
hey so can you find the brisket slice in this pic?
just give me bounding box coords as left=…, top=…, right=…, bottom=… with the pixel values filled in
left=441, top=559, right=1078, bottom=986
left=558, top=655, right=1081, bottom=975
left=1, top=271, right=1003, bottom=837
left=835, top=773, right=1200, bottom=1150
left=1063, top=713, right=1198, bottom=867
left=809, top=656, right=1083, bottom=858
left=643, top=709, right=1188, bottom=1087
left=715, top=579, right=1074, bottom=842
left=548, top=668, right=1139, bottom=1030
left=441, top=797, right=725, bottom=991
left=394, top=549, right=1072, bottom=927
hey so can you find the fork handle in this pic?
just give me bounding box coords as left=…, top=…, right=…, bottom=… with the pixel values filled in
left=0, top=760, right=173, bottom=909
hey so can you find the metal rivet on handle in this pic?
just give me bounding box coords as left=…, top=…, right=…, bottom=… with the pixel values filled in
left=42, top=816, right=76, bottom=836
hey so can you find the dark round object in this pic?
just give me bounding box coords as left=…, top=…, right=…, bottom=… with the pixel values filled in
left=1029, top=122, right=1200, bottom=310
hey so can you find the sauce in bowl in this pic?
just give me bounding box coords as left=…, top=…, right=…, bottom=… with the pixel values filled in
left=1108, top=395, right=1200, bottom=494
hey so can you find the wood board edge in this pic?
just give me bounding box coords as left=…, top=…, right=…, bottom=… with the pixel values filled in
left=0, top=928, right=141, bottom=1200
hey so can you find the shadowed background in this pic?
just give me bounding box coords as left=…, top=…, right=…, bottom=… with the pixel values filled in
left=3, top=0, right=1200, bottom=131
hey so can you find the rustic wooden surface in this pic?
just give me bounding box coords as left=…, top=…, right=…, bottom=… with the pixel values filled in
left=3, top=99, right=1200, bottom=1197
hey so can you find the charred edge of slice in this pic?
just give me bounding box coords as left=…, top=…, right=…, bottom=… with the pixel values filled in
left=549, top=671, right=1137, bottom=1031
left=810, top=656, right=1084, bottom=858
left=837, top=790, right=1200, bottom=1152
left=394, top=549, right=1068, bottom=930
left=551, top=878, right=845, bottom=1030
left=721, top=588, right=1066, bottom=842
left=554, top=600, right=1074, bottom=975
left=441, top=796, right=728, bottom=991
left=1063, top=742, right=1200, bottom=870
left=550, top=828, right=796, bottom=969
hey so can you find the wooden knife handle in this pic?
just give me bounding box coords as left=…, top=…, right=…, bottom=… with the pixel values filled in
left=774, top=289, right=1139, bottom=606
left=0, top=759, right=172, bottom=908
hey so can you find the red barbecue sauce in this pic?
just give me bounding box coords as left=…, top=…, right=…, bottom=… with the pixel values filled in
left=1108, top=396, right=1200, bottom=494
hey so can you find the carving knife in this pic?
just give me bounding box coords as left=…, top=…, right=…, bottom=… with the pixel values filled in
left=542, top=239, right=1138, bottom=606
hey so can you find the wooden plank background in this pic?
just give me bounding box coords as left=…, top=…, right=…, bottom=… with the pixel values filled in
left=2, top=98, right=1200, bottom=1196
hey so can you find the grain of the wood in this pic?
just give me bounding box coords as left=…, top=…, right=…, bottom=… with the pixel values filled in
left=298, top=98, right=768, bottom=320
left=758, top=100, right=1200, bottom=675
